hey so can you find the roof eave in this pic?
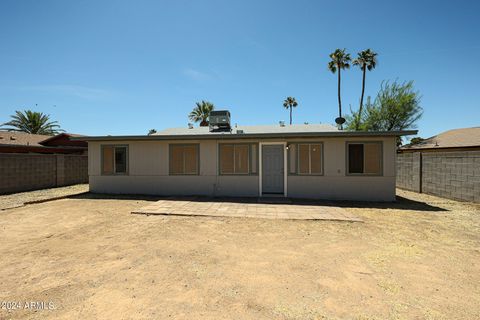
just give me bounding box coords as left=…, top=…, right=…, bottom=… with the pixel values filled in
left=72, top=130, right=418, bottom=142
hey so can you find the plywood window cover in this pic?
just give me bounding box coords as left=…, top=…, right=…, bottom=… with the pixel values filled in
left=219, top=144, right=251, bottom=175
left=296, top=143, right=323, bottom=175
left=288, top=143, right=297, bottom=174
left=169, top=144, right=199, bottom=175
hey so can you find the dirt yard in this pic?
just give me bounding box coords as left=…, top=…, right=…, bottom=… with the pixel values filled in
left=0, top=184, right=88, bottom=210
left=0, top=190, right=479, bottom=320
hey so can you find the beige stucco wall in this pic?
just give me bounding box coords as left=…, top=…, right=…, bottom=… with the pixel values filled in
left=88, top=136, right=397, bottom=201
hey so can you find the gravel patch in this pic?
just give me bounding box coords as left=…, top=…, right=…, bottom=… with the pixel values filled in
left=0, top=184, right=89, bottom=210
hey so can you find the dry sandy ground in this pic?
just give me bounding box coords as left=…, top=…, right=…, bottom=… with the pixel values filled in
left=0, top=184, right=88, bottom=210
left=0, top=190, right=479, bottom=320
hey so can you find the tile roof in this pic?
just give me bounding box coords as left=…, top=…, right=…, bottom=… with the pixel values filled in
left=402, top=127, right=480, bottom=150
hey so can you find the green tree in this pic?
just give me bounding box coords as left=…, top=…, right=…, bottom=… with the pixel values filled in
left=189, top=100, right=215, bottom=127
left=409, top=137, right=425, bottom=145
left=328, top=48, right=351, bottom=129
left=352, top=49, right=378, bottom=130
left=283, top=96, right=298, bottom=125
left=346, top=80, right=423, bottom=142
left=1, top=110, right=63, bottom=135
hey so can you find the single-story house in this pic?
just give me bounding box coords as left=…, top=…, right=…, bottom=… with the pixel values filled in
left=78, top=116, right=415, bottom=201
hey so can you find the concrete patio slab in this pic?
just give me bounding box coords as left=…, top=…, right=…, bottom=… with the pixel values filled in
left=131, top=198, right=362, bottom=222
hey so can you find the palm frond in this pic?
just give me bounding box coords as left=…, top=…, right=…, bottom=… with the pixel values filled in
left=283, top=97, right=298, bottom=108
left=188, top=100, right=215, bottom=126
left=354, top=49, right=378, bottom=72
left=328, top=48, right=351, bottom=72
left=1, top=110, right=63, bottom=135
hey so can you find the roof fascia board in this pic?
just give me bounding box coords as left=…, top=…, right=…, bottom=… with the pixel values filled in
left=73, top=130, right=418, bottom=142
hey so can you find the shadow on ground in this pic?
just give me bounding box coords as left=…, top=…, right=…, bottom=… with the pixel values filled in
left=70, top=193, right=448, bottom=212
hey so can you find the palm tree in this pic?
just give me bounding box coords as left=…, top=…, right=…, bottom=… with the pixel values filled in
left=328, top=48, right=351, bottom=129
left=353, top=49, right=378, bottom=130
left=1, top=110, right=63, bottom=135
left=283, top=97, right=298, bottom=125
left=189, top=101, right=215, bottom=126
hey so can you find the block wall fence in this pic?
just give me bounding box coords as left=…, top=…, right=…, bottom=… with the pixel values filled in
left=397, top=151, right=480, bottom=203
left=0, top=154, right=88, bottom=194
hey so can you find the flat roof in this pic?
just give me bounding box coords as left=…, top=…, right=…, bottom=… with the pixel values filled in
left=73, top=124, right=417, bottom=141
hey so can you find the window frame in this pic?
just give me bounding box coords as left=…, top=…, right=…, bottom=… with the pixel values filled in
left=168, top=143, right=200, bottom=176
left=345, top=141, right=383, bottom=176
left=287, top=142, right=324, bottom=176
left=218, top=143, right=258, bottom=176
left=101, top=144, right=129, bottom=176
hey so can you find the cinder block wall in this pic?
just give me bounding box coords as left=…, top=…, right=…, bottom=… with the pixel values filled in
left=396, top=152, right=421, bottom=192
left=64, top=155, right=88, bottom=185
left=0, top=153, right=88, bottom=194
left=422, top=151, right=480, bottom=202
left=396, top=151, right=480, bottom=203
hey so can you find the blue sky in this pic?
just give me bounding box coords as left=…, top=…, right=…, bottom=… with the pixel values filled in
left=0, top=0, right=479, bottom=138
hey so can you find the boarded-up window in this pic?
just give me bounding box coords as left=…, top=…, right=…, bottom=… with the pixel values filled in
left=102, top=146, right=114, bottom=174
left=102, top=145, right=127, bottom=175
left=298, top=144, right=310, bottom=174
left=169, top=144, right=199, bottom=175
left=364, top=143, right=382, bottom=174
left=235, top=145, right=249, bottom=174
left=288, top=144, right=296, bottom=174
left=347, top=142, right=382, bottom=175
left=297, top=143, right=323, bottom=175
left=170, top=145, right=184, bottom=174
left=250, top=144, right=257, bottom=174
left=219, top=144, right=251, bottom=174
left=310, top=144, right=322, bottom=174
left=220, top=145, right=234, bottom=174
left=184, top=145, right=198, bottom=174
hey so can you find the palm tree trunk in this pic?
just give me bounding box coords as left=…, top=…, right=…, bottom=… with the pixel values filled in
left=356, top=66, right=367, bottom=130
left=337, top=66, right=343, bottom=129
left=290, top=106, right=292, bottom=125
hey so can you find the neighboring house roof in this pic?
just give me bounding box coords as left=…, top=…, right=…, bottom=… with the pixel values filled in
left=74, top=123, right=417, bottom=141
left=0, top=131, right=51, bottom=146
left=39, top=133, right=87, bottom=147
left=400, top=127, right=480, bottom=152
left=0, top=131, right=87, bottom=154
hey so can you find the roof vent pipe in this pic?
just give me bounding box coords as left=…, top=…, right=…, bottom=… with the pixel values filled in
left=279, top=120, right=285, bottom=127
left=188, top=123, right=193, bottom=129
